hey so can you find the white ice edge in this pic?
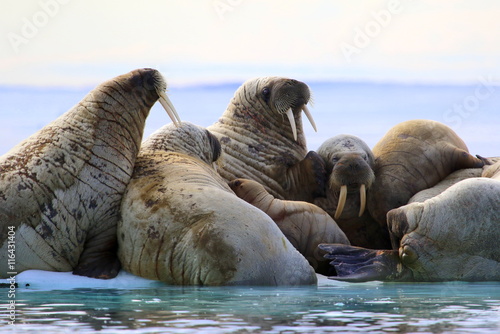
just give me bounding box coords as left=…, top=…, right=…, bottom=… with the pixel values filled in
left=0, top=271, right=381, bottom=290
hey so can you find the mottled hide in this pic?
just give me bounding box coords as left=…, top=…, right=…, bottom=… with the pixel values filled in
left=118, top=122, right=317, bottom=286
left=0, top=68, right=180, bottom=279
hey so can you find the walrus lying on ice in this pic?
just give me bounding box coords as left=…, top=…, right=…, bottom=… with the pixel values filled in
left=320, top=177, right=500, bottom=282
left=118, top=122, right=317, bottom=286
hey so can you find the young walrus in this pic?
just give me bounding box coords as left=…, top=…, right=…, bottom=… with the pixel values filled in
left=229, top=178, right=350, bottom=275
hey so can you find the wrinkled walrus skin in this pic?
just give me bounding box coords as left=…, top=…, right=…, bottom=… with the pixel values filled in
left=367, top=119, right=484, bottom=226
left=229, top=178, right=350, bottom=275
left=0, top=68, right=180, bottom=279
left=118, top=122, right=317, bottom=286
left=482, top=159, right=500, bottom=180
left=207, top=77, right=326, bottom=203
left=321, top=178, right=500, bottom=282
left=408, top=168, right=483, bottom=204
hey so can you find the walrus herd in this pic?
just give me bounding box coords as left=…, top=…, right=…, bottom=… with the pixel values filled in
left=1, top=68, right=499, bottom=285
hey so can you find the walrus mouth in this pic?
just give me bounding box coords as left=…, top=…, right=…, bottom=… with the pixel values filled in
left=283, top=105, right=317, bottom=141
left=157, top=90, right=181, bottom=127
left=333, top=184, right=367, bottom=220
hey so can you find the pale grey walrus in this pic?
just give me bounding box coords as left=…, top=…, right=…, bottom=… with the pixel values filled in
left=482, top=159, right=500, bottom=180
left=118, top=122, right=317, bottom=286
left=207, top=77, right=325, bottom=202
left=320, top=177, right=500, bottom=282
left=313, top=134, right=391, bottom=249
left=0, top=68, right=181, bottom=279
left=367, top=119, right=484, bottom=226
left=228, top=178, right=350, bottom=275
left=408, top=168, right=483, bottom=204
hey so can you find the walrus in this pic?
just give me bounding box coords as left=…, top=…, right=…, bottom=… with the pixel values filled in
left=408, top=168, right=483, bottom=204
left=313, top=134, right=390, bottom=249
left=0, top=68, right=181, bottom=279
left=228, top=178, right=350, bottom=275
left=367, top=119, right=484, bottom=226
left=118, top=122, right=317, bottom=286
left=482, top=159, right=500, bottom=180
left=207, top=76, right=325, bottom=202
left=320, top=177, right=500, bottom=282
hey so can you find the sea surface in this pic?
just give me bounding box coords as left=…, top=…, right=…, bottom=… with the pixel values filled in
left=1, top=81, right=500, bottom=333
left=1, top=271, right=500, bottom=333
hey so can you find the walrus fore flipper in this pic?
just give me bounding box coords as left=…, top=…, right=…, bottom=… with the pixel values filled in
left=286, top=150, right=327, bottom=201
left=73, top=233, right=121, bottom=279
left=319, top=244, right=407, bottom=282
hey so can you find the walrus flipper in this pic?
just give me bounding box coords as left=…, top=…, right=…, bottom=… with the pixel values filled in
left=286, top=151, right=327, bottom=202
left=73, top=236, right=121, bottom=279
left=319, top=244, right=405, bottom=282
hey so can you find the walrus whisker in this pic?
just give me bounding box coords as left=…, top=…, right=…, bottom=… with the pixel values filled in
left=334, top=185, right=347, bottom=220
left=285, top=108, right=297, bottom=141
left=302, top=105, right=317, bottom=132
left=359, top=184, right=366, bottom=217
left=158, top=91, right=181, bottom=127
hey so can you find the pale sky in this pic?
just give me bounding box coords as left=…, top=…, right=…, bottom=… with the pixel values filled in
left=1, top=0, right=500, bottom=87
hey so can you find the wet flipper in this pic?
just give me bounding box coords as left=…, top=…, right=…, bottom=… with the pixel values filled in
left=319, top=244, right=403, bottom=282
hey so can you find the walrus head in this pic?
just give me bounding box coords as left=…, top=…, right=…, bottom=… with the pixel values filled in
left=239, top=77, right=316, bottom=141
left=317, top=135, right=375, bottom=219
left=142, top=121, right=221, bottom=166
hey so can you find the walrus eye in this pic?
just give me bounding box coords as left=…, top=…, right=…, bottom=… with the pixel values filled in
left=261, top=87, right=271, bottom=102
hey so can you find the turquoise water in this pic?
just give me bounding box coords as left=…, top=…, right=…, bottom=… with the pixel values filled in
left=1, top=276, right=500, bottom=333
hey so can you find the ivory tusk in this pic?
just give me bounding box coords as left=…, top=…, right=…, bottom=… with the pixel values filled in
left=302, top=105, right=317, bottom=132
left=286, top=108, right=298, bottom=141
left=158, top=91, right=181, bottom=127
left=358, top=184, right=366, bottom=217
left=334, top=185, right=347, bottom=220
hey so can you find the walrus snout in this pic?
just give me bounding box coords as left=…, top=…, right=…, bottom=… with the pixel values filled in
left=330, top=153, right=375, bottom=190
left=327, top=153, right=375, bottom=220
left=126, top=68, right=181, bottom=127
left=264, top=77, right=316, bottom=141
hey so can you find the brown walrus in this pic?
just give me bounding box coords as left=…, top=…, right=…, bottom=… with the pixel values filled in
left=228, top=178, right=350, bottom=275
left=367, top=119, right=484, bottom=226
left=313, top=134, right=390, bottom=249
left=118, top=122, right=317, bottom=286
left=320, top=177, right=500, bottom=282
left=0, top=68, right=180, bottom=279
left=207, top=76, right=325, bottom=202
